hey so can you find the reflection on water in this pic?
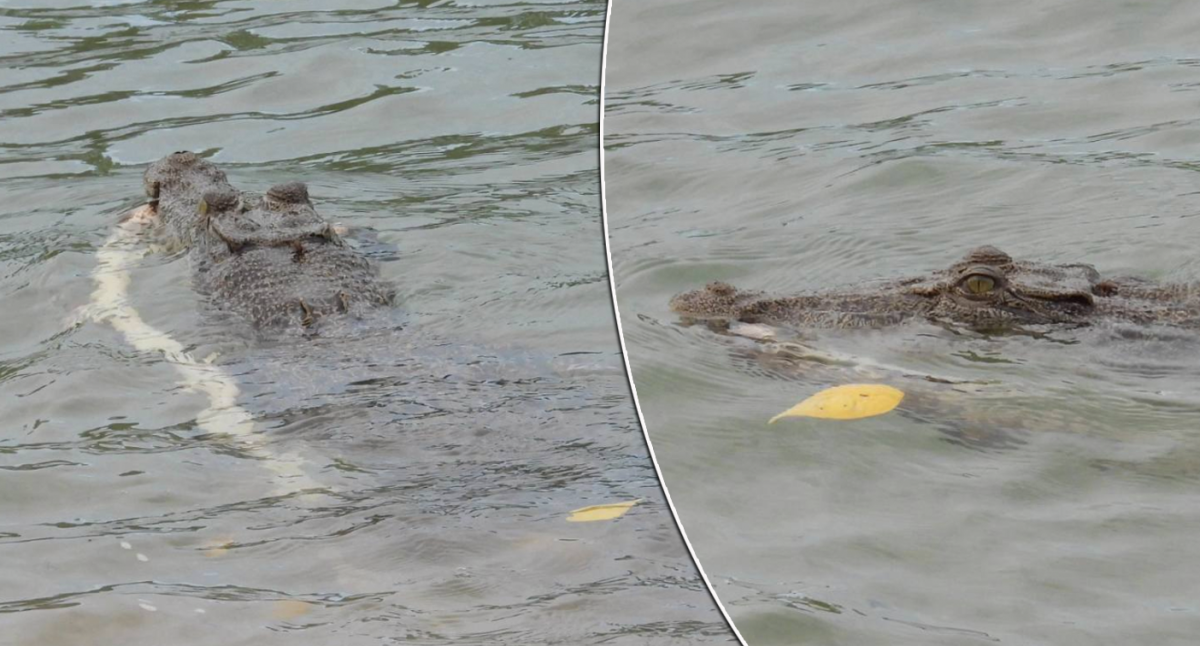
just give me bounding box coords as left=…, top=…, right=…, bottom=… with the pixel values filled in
left=0, top=1, right=732, bottom=644
left=606, top=0, right=1200, bottom=643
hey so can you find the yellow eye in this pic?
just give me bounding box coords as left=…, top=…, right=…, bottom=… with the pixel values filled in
left=198, top=199, right=208, bottom=216
left=963, top=274, right=996, bottom=294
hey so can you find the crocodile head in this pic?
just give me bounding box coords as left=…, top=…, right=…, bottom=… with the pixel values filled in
left=145, top=152, right=338, bottom=252
left=670, top=246, right=1153, bottom=331
left=203, top=181, right=339, bottom=253
left=140, top=152, right=394, bottom=332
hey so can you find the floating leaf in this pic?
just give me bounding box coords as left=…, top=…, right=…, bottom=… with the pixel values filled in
left=201, top=537, right=236, bottom=558
left=769, top=384, right=905, bottom=423
left=567, top=499, right=641, bottom=522
left=272, top=600, right=313, bottom=620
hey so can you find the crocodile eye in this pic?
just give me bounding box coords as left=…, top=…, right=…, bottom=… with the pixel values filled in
left=962, top=274, right=996, bottom=295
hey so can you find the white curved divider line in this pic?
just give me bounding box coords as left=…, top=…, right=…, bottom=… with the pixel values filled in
left=598, top=4, right=746, bottom=645
left=89, top=205, right=325, bottom=497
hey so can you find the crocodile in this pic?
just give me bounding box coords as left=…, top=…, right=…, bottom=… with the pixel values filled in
left=670, top=246, right=1199, bottom=332
left=126, top=151, right=618, bottom=417
left=670, top=245, right=1200, bottom=451
left=142, top=151, right=394, bottom=332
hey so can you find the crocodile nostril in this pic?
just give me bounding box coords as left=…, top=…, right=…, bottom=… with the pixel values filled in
left=1093, top=281, right=1119, bottom=297
left=707, top=281, right=737, bottom=296
left=266, top=182, right=309, bottom=205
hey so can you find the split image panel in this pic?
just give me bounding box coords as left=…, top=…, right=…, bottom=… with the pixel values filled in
left=604, top=1, right=1200, bottom=644
left=0, top=2, right=733, bottom=645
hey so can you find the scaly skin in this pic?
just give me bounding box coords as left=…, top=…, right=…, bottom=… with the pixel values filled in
left=143, top=151, right=394, bottom=331
left=670, top=246, right=1200, bottom=331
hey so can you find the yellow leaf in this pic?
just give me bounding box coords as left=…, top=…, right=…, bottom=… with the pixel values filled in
left=769, top=384, right=905, bottom=423
left=200, top=537, right=236, bottom=558
left=272, top=600, right=313, bottom=620
left=567, top=499, right=641, bottom=522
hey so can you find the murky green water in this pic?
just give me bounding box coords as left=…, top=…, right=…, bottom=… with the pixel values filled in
left=0, top=2, right=733, bottom=644
left=605, top=1, right=1200, bottom=644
